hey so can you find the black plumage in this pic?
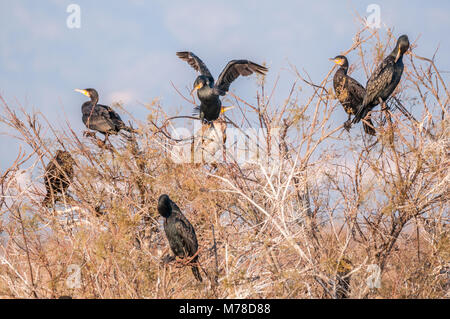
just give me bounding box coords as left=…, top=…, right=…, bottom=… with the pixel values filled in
left=42, top=150, right=75, bottom=207
left=157, top=194, right=202, bottom=282
left=353, top=35, right=410, bottom=124
left=331, top=55, right=376, bottom=136
left=75, top=88, right=134, bottom=143
left=177, top=51, right=268, bottom=123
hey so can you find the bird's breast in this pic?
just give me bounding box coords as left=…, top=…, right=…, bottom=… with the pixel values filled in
left=197, top=87, right=219, bottom=103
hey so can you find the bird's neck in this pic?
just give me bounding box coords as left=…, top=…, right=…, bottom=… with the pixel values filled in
left=82, top=102, right=92, bottom=113
left=339, top=66, right=348, bottom=75
left=91, top=97, right=99, bottom=105
left=198, top=86, right=214, bottom=98
left=159, top=207, right=172, bottom=218
left=164, top=212, right=174, bottom=219
left=390, top=47, right=403, bottom=61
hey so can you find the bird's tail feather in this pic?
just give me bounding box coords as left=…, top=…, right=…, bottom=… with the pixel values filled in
left=191, top=266, right=203, bottom=282
left=353, top=106, right=367, bottom=124
left=363, top=117, right=376, bottom=136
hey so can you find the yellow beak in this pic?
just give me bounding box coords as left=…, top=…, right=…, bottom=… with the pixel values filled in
left=191, top=83, right=204, bottom=95
left=75, top=89, right=90, bottom=97
left=395, top=47, right=402, bottom=63
left=329, top=58, right=341, bottom=65
left=221, top=106, right=235, bottom=114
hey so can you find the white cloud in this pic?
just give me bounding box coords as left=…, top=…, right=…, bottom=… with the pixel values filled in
left=108, top=90, right=136, bottom=105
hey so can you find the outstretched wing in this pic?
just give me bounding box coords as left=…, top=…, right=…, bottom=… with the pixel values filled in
left=215, top=60, right=268, bottom=96
left=176, top=51, right=213, bottom=78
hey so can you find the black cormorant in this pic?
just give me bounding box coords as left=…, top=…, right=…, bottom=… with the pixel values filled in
left=42, top=150, right=75, bottom=207
left=331, top=55, right=376, bottom=136
left=157, top=194, right=202, bottom=282
left=75, top=88, right=134, bottom=143
left=353, top=35, right=410, bottom=124
left=176, top=51, right=268, bottom=123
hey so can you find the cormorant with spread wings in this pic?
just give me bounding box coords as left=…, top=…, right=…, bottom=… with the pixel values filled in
left=176, top=51, right=268, bottom=123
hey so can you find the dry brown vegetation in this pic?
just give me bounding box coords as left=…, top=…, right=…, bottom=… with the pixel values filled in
left=0, top=27, right=448, bottom=299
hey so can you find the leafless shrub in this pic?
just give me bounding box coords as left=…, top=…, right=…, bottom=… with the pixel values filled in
left=0, top=26, right=448, bottom=299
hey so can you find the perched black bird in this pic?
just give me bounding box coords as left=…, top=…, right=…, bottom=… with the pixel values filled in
left=353, top=35, right=410, bottom=124
left=42, top=150, right=75, bottom=207
left=75, top=88, right=134, bottom=143
left=157, top=194, right=202, bottom=282
left=176, top=51, right=268, bottom=123
left=330, top=55, right=376, bottom=136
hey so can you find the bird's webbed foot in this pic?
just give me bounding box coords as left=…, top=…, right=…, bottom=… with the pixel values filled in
left=84, top=131, right=111, bottom=149
left=94, top=138, right=107, bottom=149
left=379, top=98, right=390, bottom=111
left=174, top=256, right=198, bottom=268
left=103, top=134, right=111, bottom=144
left=83, top=131, right=97, bottom=138
left=203, top=119, right=213, bottom=126
left=91, top=136, right=114, bottom=151
left=200, top=114, right=213, bottom=126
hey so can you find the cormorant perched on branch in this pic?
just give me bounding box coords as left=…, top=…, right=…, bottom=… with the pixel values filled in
left=75, top=88, right=135, bottom=143
left=157, top=194, right=202, bottom=282
left=42, top=150, right=75, bottom=207
left=176, top=51, right=268, bottom=123
left=353, top=35, right=410, bottom=124
left=330, top=55, right=376, bottom=136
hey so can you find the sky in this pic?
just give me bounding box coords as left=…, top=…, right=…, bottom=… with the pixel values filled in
left=0, top=0, right=449, bottom=170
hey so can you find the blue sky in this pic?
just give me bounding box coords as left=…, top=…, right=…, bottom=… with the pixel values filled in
left=0, top=0, right=449, bottom=170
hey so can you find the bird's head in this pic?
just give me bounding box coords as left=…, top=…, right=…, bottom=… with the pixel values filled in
left=158, top=194, right=172, bottom=218
left=55, top=150, right=75, bottom=165
left=75, top=88, right=99, bottom=102
left=191, top=76, right=213, bottom=95
left=394, top=35, right=410, bottom=62
left=330, top=55, right=349, bottom=69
